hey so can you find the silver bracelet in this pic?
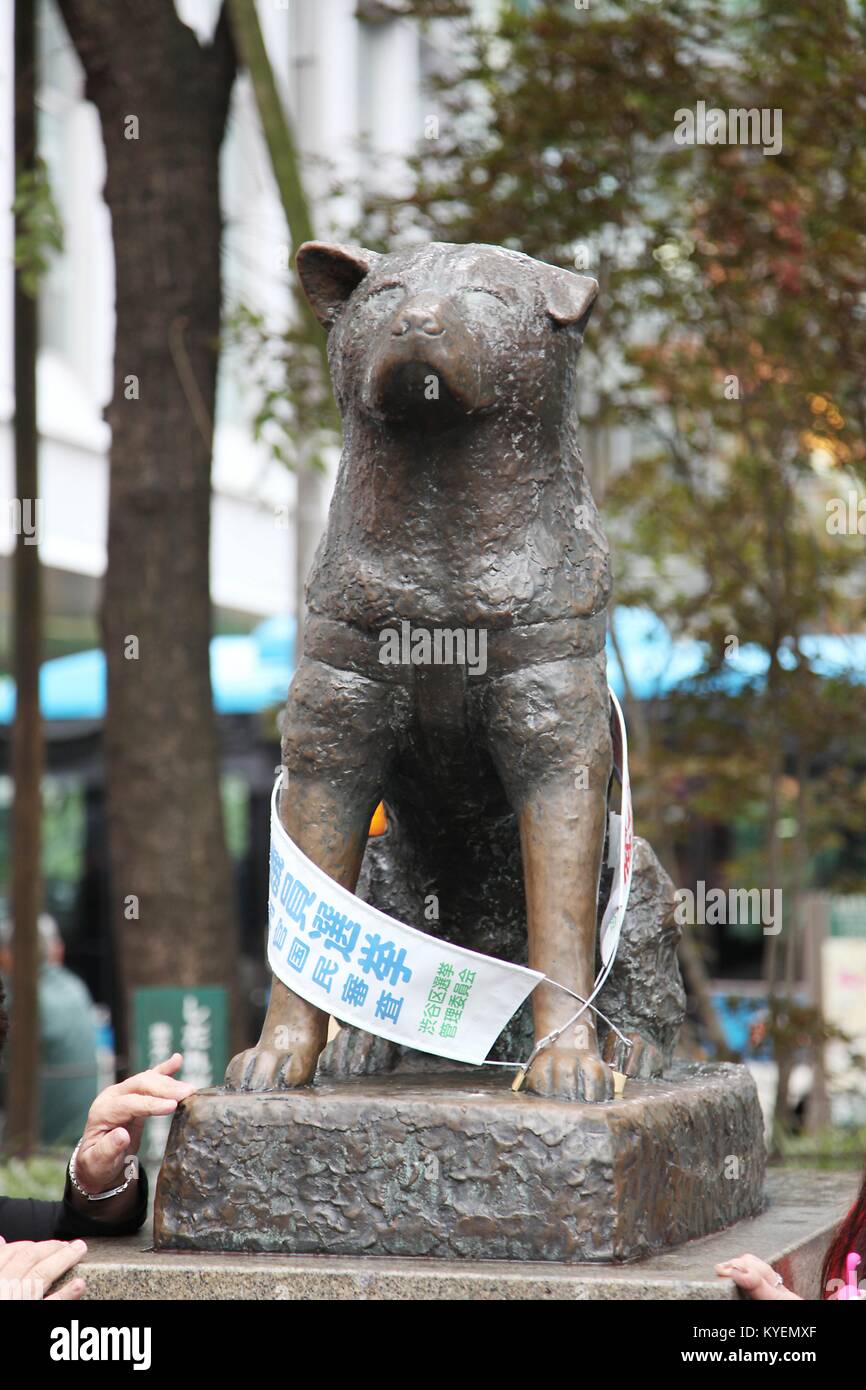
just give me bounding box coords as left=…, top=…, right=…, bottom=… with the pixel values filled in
left=68, top=1140, right=135, bottom=1203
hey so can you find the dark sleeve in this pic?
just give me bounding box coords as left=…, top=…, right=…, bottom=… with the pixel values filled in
left=0, top=1194, right=66, bottom=1242
left=0, top=1166, right=148, bottom=1242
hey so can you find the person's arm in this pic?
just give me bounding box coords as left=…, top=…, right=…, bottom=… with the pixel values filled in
left=0, top=1167, right=148, bottom=1242
left=0, top=1194, right=68, bottom=1243
left=56, top=1165, right=149, bottom=1239
left=63, top=1051, right=193, bottom=1228
left=0, top=1053, right=191, bottom=1246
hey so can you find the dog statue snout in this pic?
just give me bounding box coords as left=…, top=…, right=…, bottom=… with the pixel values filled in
left=392, top=296, right=446, bottom=338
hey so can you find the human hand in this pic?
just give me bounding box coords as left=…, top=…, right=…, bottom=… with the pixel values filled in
left=0, top=1236, right=86, bottom=1301
left=74, top=1052, right=195, bottom=1196
left=716, top=1252, right=800, bottom=1300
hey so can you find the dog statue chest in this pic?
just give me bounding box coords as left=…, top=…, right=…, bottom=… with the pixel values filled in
left=309, top=465, right=610, bottom=631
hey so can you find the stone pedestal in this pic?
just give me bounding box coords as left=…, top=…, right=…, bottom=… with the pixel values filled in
left=154, top=1061, right=765, bottom=1263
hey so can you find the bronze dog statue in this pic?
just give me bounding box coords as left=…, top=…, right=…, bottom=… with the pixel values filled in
left=227, top=240, right=643, bottom=1102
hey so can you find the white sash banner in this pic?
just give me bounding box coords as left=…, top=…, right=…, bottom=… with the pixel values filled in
left=267, top=783, right=543, bottom=1065
left=266, top=686, right=633, bottom=1065
left=599, top=687, right=634, bottom=968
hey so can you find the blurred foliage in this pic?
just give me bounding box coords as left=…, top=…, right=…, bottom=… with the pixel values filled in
left=773, top=1125, right=866, bottom=1171
left=350, top=1, right=866, bottom=1147
left=0, top=781, right=85, bottom=923
left=40, top=783, right=85, bottom=889
left=0, top=1153, right=67, bottom=1199
left=13, top=158, right=63, bottom=297
left=222, top=299, right=339, bottom=472
left=358, top=0, right=866, bottom=911
left=221, top=773, right=251, bottom=861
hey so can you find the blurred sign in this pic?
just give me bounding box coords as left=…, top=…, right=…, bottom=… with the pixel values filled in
left=829, top=896, right=866, bottom=938
left=823, top=938, right=866, bottom=1098
left=132, top=986, right=228, bottom=1161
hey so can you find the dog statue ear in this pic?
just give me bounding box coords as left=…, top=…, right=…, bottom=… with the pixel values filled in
left=295, top=241, right=381, bottom=330
left=543, top=266, right=599, bottom=331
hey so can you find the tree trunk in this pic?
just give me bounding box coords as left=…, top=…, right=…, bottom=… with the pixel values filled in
left=58, top=0, right=240, bottom=1053
left=803, top=892, right=831, bottom=1136
left=6, top=0, right=42, bottom=1157
left=772, top=1042, right=793, bottom=1156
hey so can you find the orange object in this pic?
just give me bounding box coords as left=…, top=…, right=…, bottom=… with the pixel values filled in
left=369, top=802, right=388, bottom=837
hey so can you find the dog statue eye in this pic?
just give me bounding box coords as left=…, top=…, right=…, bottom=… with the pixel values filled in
left=363, top=284, right=406, bottom=316
left=459, top=287, right=508, bottom=307
left=458, top=287, right=509, bottom=325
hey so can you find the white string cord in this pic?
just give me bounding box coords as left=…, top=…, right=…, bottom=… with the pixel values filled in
left=482, top=965, right=633, bottom=1075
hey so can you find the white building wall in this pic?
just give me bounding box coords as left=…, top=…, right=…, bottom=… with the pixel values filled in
left=0, top=0, right=483, bottom=638
left=0, top=1, right=15, bottom=428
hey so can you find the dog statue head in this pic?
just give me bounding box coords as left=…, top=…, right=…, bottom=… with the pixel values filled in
left=296, top=240, right=598, bottom=434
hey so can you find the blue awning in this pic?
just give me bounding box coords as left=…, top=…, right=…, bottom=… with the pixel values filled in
left=0, top=615, right=296, bottom=723
left=603, top=607, right=865, bottom=701
left=0, top=607, right=862, bottom=723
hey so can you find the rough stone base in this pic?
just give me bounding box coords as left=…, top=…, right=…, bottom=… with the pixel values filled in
left=154, top=1062, right=765, bottom=1263
left=76, top=1170, right=854, bottom=1299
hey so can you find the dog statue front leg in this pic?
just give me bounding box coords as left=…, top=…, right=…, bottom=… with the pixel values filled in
left=519, top=771, right=614, bottom=1102
left=225, top=656, right=399, bottom=1091
left=225, top=979, right=329, bottom=1091
left=485, top=657, right=614, bottom=1103
left=224, top=770, right=373, bottom=1091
